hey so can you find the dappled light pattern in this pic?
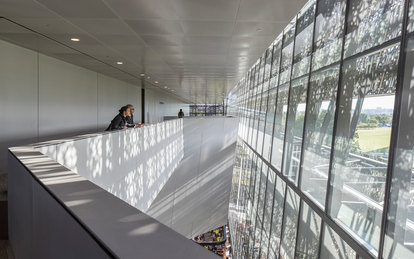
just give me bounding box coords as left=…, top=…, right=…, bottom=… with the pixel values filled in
left=9, top=147, right=91, bottom=206
left=9, top=146, right=217, bottom=259
left=382, top=35, right=414, bottom=259
left=35, top=119, right=184, bottom=213
left=146, top=118, right=238, bottom=238
left=320, top=224, right=357, bottom=258
left=295, top=201, right=322, bottom=258
left=344, top=0, right=403, bottom=58
left=280, top=187, right=301, bottom=259
left=312, top=0, right=346, bottom=71
left=225, top=0, right=411, bottom=257
left=328, top=44, right=399, bottom=253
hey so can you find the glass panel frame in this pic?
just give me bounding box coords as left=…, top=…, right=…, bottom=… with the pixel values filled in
left=300, top=65, right=340, bottom=208
left=328, top=43, right=400, bottom=254
left=280, top=187, right=301, bottom=259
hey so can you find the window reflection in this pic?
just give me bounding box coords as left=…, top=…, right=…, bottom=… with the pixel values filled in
left=268, top=175, right=286, bottom=259
left=252, top=92, right=262, bottom=150
left=256, top=90, right=269, bottom=155
left=249, top=159, right=263, bottom=258
left=248, top=69, right=258, bottom=146
left=252, top=164, right=268, bottom=259
left=296, top=201, right=322, bottom=259
left=263, top=47, right=273, bottom=93
left=344, top=0, right=403, bottom=58
left=301, top=65, right=340, bottom=207
left=258, top=56, right=266, bottom=90
left=271, top=39, right=283, bottom=87
left=228, top=0, right=412, bottom=257
left=320, top=224, right=358, bottom=258
left=246, top=72, right=255, bottom=142
left=383, top=35, right=414, bottom=259
left=280, top=187, right=300, bottom=259
left=282, top=76, right=309, bottom=184
left=228, top=142, right=250, bottom=259
left=292, top=0, right=316, bottom=79
left=329, top=44, right=399, bottom=253
left=312, top=0, right=346, bottom=71
left=271, top=83, right=290, bottom=171
left=409, top=0, right=414, bottom=32
left=263, top=88, right=277, bottom=161
left=260, top=169, right=275, bottom=259
left=280, top=20, right=296, bottom=85
left=253, top=63, right=263, bottom=149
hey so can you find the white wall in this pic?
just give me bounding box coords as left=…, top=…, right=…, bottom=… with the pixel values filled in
left=97, top=74, right=142, bottom=128
left=0, top=40, right=39, bottom=176
left=0, top=39, right=190, bottom=176
left=147, top=117, right=239, bottom=238
left=145, top=88, right=189, bottom=124
left=0, top=39, right=141, bottom=175
left=36, top=119, right=184, bottom=213
left=38, top=54, right=99, bottom=137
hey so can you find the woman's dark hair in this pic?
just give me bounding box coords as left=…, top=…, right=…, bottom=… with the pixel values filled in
left=119, top=106, right=128, bottom=114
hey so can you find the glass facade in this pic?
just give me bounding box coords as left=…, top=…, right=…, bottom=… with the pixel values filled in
left=189, top=104, right=225, bottom=116
left=296, top=201, right=322, bottom=258
left=227, top=0, right=414, bottom=258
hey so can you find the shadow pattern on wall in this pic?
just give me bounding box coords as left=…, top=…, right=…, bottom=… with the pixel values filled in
left=36, top=119, right=183, bottom=213
left=146, top=117, right=239, bottom=238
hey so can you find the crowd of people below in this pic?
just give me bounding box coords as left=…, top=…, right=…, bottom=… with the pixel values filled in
left=105, top=105, right=186, bottom=131
left=193, top=225, right=232, bottom=258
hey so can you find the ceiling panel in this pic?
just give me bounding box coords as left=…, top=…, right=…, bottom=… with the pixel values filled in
left=35, top=0, right=117, bottom=19
left=174, top=0, right=239, bottom=21
left=238, top=0, right=307, bottom=22
left=0, top=0, right=308, bottom=103
left=0, top=0, right=56, bottom=18
left=6, top=18, right=83, bottom=35
left=182, top=36, right=231, bottom=48
left=125, top=19, right=184, bottom=35
left=70, top=19, right=134, bottom=36
left=180, top=21, right=234, bottom=36
left=234, top=21, right=286, bottom=37
left=104, top=0, right=179, bottom=20
left=141, top=34, right=182, bottom=46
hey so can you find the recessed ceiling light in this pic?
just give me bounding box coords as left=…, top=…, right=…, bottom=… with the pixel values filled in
left=164, top=86, right=168, bottom=88
left=147, top=76, right=150, bottom=79
left=116, top=61, right=123, bottom=65
left=140, top=73, right=145, bottom=76
left=71, top=38, right=80, bottom=42
left=154, top=81, right=159, bottom=84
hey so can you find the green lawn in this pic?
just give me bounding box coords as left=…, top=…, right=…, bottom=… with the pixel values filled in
left=356, top=127, right=391, bottom=153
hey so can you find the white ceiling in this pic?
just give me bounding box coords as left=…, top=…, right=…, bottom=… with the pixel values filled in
left=0, top=0, right=306, bottom=103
